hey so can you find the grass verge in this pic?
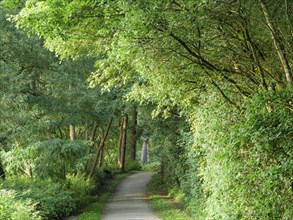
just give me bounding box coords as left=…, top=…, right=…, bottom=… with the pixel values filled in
left=67, top=173, right=128, bottom=220
left=148, top=173, right=192, bottom=220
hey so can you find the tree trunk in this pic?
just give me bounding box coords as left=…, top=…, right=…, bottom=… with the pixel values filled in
left=120, top=114, right=128, bottom=172
left=69, top=124, right=75, bottom=141
left=129, top=106, right=137, bottom=160
left=259, top=0, right=292, bottom=83
left=68, top=82, right=76, bottom=141
left=98, top=143, right=104, bottom=167
left=88, top=117, right=113, bottom=178
left=27, top=165, right=33, bottom=179
left=117, top=118, right=123, bottom=168
left=90, top=121, right=98, bottom=142
left=141, top=137, right=148, bottom=165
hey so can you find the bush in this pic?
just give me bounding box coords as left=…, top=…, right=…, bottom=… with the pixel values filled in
left=26, top=182, right=76, bottom=219
left=1, top=177, right=76, bottom=219
left=158, top=88, right=293, bottom=219
left=0, top=189, right=41, bottom=220
left=66, top=173, right=95, bottom=207
left=159, top=129, right=205, bottom=219
left=125, top=160, right=142, bottom=171
left=196, top=89, right=293, bottom=219
left=142, top=161, right=160, bottom=171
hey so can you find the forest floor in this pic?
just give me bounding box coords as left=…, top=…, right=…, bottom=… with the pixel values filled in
left=101, top=172, right=161, bottom=220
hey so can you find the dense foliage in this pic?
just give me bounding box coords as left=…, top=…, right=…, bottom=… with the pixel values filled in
left=0, top=0, right=292, bottom=219
left=0, top=189, right=40, bottom=220
left=0, top=5, right=140, bottom=219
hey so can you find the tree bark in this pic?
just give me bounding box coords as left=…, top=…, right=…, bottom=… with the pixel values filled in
left=259, top=0, right=292, bottom=83
left=88, top=117, right=113, bottom=178
left=120, top=114, right=128, bottom=172
left=129, top=106, right=137, bottom=160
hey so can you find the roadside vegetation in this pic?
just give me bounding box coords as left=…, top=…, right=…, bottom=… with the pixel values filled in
left=148, top=173, right=192, bottom=220
left=0, top=169, right=118, bottom=220
left=68, top=172, right=128, bottom=220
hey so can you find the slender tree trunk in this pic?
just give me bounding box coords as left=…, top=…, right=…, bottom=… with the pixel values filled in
left=88, top=117, right=113, bottom=178
left=259, top=0, right=292, bottom=83
left=68, top=82, right=76, bottom=140
left=141, top=137, right=148, bottom=165
left=117, top=118, right=123, bottom=168
left=90, top=121, right=98, bottom=142
left=98, top=143, right=104, bottom=167
left=120, top=114, right=128, bottom=172
left=129, top=106, right=137, bottom=160
left=69, top=124, right=75, bottom=141
left=28, top=165, right=33, bottom=179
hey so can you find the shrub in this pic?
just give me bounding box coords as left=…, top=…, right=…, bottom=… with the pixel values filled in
left=66, top=173, right=95, bottom=207
left=125, top=160, right=142, bottom=171
left=0, top=189, right=41, bottom=220
left=196, top=88, right=293, bottom=219
left=158, top=88, right=293, bottom=219
left=1, top=177, right=76, bottom=219
left=25, top=182, right=76, bottom=219
left=142, top=161, right=160, bottom=171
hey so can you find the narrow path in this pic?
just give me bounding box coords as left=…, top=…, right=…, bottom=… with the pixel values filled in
left=101, top=172, right=161, bottom=220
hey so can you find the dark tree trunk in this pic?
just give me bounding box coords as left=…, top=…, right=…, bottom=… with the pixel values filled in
left=129, top=106, right=137, bottom=160
left=120, top=114, right=128, bottom=172
left=117, top=118, right=123, bottom=168
left=98, top=142, right=105, bottom=167
left=88, top=117, right=113, bottom=178
left=90, top=121, right=98, bottom=142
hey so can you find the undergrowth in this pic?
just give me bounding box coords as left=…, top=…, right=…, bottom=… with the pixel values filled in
left=68, top=173, right=128, bottom=220
left=148, top=173, right=192, bottom=220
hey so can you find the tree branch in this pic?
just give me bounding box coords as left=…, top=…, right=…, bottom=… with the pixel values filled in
left=259, top=0, right=292, bottom=83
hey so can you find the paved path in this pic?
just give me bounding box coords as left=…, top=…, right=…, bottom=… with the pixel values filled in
left=101, top=172, right=161, bottom=220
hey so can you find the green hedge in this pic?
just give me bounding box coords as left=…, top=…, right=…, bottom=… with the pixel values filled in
left=159, top=88, right=293, bottom=219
